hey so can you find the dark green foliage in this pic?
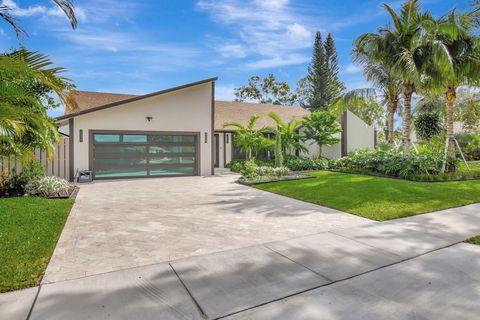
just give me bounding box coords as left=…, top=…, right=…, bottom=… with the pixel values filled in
left=456, top=133, right=480, bottom=160
left=302, top=32, right=345, bottom=111
left=324, top=33, right=344, bottom=105
left=414, top=112, right=443, bottom=141
left=337, top=148, right=451, bottom=179
left=284, top=156, right=328, bottom=171
left=1, top=160, right=45, bottom=196
left=301, top=111, right=341, bottom=156
left=234, top=74, right=297, bottom=106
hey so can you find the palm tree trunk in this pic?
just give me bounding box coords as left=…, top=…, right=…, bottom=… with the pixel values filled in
left=402, top=83, right=414, bottom=156
left=446, top=86, right=456, bottom=153
left=387, top=100, right=396, bottom=144
left=442, top=86, right=457, bottom=173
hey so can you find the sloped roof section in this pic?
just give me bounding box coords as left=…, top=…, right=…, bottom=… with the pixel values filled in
left=215, top=101, right=310, bottom=131
left=57, top=77, right=218, bottom=121
left=69, top=91, right=138, bottom=112
left=59, top=79, right=310, bottom=130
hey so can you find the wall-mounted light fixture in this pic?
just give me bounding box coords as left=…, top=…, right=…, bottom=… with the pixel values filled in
left=226, top=134, right=229, bottom=144
left=146, top=116, right=153, bottom=122
left=79, top=129, right=83, bottom=142
left=204, top=132, right=208, bottom=143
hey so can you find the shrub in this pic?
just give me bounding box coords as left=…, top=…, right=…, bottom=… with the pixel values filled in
left=257, top=166, right=289, bottom=177
left=414, top=111, right=443, bottom=141
left=226, top=158, right=275, bottom=172
left=26, top=176, right=73, bottom=198
left=284, top=156, right=328, bottom=171
left=456, top=133, right=480, bottom=161
left=338, top=148, right=448, bottom=179
left=239, top=158, right=290, bottom=181
left=239, top=158, right=259, bottom=180
left=0, top=160, right=45, bottom=196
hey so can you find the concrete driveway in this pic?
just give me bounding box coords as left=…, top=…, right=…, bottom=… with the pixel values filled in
left=43, top=173, right=370, bottom=283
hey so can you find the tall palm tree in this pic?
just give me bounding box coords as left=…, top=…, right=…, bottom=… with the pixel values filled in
left=223, top=115, right=272, bottom=159
left=424, top=10, right=480, bottom=166
left=352, top=40, right=402, bottom=144
left=357, top=0, right=433, bottom=155
left=1, top=0, right=77, bottom=36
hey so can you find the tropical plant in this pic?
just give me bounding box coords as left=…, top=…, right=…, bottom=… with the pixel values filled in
left=455, top=88, right=480, bottom=132
left=422, top=9, right=480, bottom=165
left=1, top=0, right=77, bottom=36
left=414, top=111, right=443, bottom=141
left=26, top=176, right=72, bottom=197
left=0, top=49, right=74, bottom=158
left=352, top=37, right=402, bottom=143
left=267, top=112, right=306, bottom=155
left=338, top=148, right=447, bottom=179
left=223, top=115, right=273, bottom=158
left=456, top=133, right=480, bottom=160
left=234, top=74, right=297, bottom=106
left=301, top=111, right=341, bottom=157
left=356, top=0, right=436, bottom=155
left=283, top=156, right=329, bottom=171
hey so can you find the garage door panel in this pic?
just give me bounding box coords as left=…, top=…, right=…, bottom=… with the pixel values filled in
left=92, top=131, right=199, bottom=179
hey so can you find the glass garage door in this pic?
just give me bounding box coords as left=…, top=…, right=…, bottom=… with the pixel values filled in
left=92, top=132, right=198, bottom=179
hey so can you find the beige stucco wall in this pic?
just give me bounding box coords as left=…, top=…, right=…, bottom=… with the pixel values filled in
left=346, top=110, right=375, bottom=153
left=72, top=82, right=213, bottom=176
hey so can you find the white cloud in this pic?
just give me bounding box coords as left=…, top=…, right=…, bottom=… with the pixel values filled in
left=1, top=0, right=87, bottom=21
left=197, top=0, right=313, bottom=69
left=345, top=63, right=363, bottom=74
left=245, top=54, right=309, bottom=69
left=217, top=43, right=247, bottom=58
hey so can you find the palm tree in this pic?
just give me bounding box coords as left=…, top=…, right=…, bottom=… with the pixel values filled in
left=223, top=115, right=272, bottom=159
left=424, top=10, right=480, bottom=167
left=357, top=0, right=433, bottom=155
left=352, top=40, right=402, bottom=144
left=0, top=49, right=74, bottom=158
left=267, top=112, right=306, bottom=155
left=1, top=0, right=77, bottom=36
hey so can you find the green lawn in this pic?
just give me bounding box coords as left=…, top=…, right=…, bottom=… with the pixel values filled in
left=466, top=236, right=480, bottom=245
left=256, top=171, right=480, bottom=221
left=0, top=197, right=74, bottom=292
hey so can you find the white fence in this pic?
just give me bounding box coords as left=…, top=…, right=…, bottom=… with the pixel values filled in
left=0, top=135, right=70, bottom=181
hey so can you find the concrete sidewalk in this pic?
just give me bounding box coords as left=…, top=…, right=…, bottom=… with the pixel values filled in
left=2, top=203, right=480, bottom=320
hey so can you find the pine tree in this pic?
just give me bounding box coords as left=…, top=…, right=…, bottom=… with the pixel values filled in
left=306, top=31, right=328, bottom=110
left=324, top=33, right=344, bottom=106
left=302, top=32, right=345, bottom=111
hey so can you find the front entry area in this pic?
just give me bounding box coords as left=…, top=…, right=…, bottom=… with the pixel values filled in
left=90, top=130, right=199, bottom=179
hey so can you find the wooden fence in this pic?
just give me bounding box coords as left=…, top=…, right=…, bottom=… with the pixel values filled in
left=0, top=135, right=70, bottom=180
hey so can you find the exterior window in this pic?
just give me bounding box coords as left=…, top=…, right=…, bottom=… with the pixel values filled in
left=123, top=135, right=147, bottom=143
left=94, top=134, right=120, bottom=142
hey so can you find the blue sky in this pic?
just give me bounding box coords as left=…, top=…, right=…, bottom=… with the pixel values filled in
left=0, top=0, right=473, bottom=117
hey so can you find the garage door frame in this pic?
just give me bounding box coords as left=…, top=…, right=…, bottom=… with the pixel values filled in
left=89, top=129, right=201, bottom=180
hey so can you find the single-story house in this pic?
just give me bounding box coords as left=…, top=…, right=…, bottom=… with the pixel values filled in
left=57, top=77, right=375, bottom=181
